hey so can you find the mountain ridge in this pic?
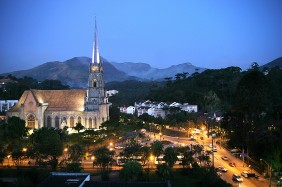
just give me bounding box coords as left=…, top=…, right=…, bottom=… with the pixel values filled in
left=1, top=56, right=281, bottom=88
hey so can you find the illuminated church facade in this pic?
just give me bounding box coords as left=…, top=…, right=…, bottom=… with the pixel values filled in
left=6, top=22, right=110, bottom=129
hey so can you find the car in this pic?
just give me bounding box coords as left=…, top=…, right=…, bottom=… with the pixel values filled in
left=114, top=146, right=124, bottom=150
left=230, top=148, right=240, bottom=153
left=217, top=171, right=222, bottom=176
left=212, top=147, right=217, bottom=152
left=221, top=156, right=228, bottom=161
left=232, top=174, right=243, bottom=182
left=241, top=171, right=249, bottom=178
left=217, top=166, right=228, bottom=172
left=229, top=162, right=236, bottom=167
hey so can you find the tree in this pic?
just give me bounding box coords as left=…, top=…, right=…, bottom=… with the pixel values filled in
left=73, top=123, right=85, bottom=133
left=163, top=147, right=178, bottom=168
left=119, top=161, right=142, bottom=181
left=139, top=146, right=150, bottom=165
left=0, top=116, right=28, bottom=164
left=181, top=151, right=194, bottom=168
left=93, top=146, right=115, bottom=181
left=151, top=141, right=163, bottom=163
left=120, top=143, right=141, bottom=161
left=30, top=127, right=63, bottom=170
left=68, top=144, right=83, bottom=162
left=156, top=163, right=173, bottom=181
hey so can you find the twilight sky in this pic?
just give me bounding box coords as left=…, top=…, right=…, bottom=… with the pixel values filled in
left=0, top=0, right=282, bottom=74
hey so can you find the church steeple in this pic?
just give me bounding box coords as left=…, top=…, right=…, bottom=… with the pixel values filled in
left=85, top=19, right=108, bottom=112
left=92, top=18, right=100, bottom=65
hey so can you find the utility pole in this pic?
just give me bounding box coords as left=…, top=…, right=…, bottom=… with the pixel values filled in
left=269, top=160, right=272, bottom=187
left=211, top=132, right=216, bottom=169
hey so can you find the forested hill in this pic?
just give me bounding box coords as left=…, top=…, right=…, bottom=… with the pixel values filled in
left=108, top=66, right=282, bottom=115
left=147, top=66, right=243, bottom=112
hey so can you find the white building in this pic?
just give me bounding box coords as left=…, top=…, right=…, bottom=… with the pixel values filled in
left=180, top=103, right=198, bottom=112
left=0, top=100, right=18, bottom=112
left=107, top=90, right=119, bottom=97
left=124, top=101, right=198, bottom=119
left=126, top=106, right=135, bottom=114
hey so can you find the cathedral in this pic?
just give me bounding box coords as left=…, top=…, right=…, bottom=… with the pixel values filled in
left=6, top=22, right=110, bottom=130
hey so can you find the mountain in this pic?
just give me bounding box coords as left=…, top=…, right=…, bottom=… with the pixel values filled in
left=3, top=56, right=280, bottom=88
left=261, top=57, right=282, bottom=69
left=110, top=61, right=206, bottom=80
left=1, top=57, right=138, bottom=88
left=1, top=57, right=206, bottom=87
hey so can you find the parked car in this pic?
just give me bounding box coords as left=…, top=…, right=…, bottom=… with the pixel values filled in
left=232, top=174, right=243, bottom=182
left=229, top=162, right=236, bottom=167
left=217, top=166, right=228, bottom=172
left=241, top=171, right=249, bottom=178
left=221, top=156, right=228, bottom=161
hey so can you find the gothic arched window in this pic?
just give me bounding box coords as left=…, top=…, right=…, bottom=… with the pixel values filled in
left=62, top=117, right=67, bottom=127
left=94, top=117, right=97, bottom=129
left=47, top=116, right=51, bottom=127
left=27, top=115, right=35, bottom=129
left=89, top=118, right=92, bottom=128
left=55, top=116, right=59, bottom=128
left=70, top=117, right=74, bottom=128
left=78, top=116, right=81, bottom=124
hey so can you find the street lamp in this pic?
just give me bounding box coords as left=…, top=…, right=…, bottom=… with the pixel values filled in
left=91, top=156, right=95, bottom=168
left=150, top=154, right=154, bottom=169
left=7, top=155, right=11, bottom=166
left=64, top=148, right=68, bottom=159
left=22, top=148, right=27, bottom=166
left=260, top=158, right=272, bottom=187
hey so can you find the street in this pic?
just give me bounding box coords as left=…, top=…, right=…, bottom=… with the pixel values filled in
left=145, top=130, right=275, bottom=187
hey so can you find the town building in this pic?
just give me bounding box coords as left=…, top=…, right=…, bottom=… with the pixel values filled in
left=6, top=21, right=110, bottom=129
left=0, top=100, right=18, bottom=112
left=120, top=100, right=198, bottom=118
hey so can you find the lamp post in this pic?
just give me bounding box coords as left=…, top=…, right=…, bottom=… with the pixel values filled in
left=22, top=148, right=27, bottom=166
left=7, top=155, right=11, bottom=166
left=64, top=148, right=68, bottom=160
left=91, top=156, right=95, bottom=168
left=260, top=159, right=272, bottom=187
left=211, top=132, right=216, bottom=169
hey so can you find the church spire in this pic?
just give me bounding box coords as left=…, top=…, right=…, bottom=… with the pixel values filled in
left=92, top=18, right=100, bottom=64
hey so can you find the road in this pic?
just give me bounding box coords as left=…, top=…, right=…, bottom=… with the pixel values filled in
left=145, top=130, right=275, bottom=187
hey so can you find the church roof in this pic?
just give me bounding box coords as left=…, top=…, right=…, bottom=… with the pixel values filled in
left=9, top=89, right=86, bottom=112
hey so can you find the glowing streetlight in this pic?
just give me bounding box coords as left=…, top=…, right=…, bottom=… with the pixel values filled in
left=91, top=156, right=95, bottom=160
left=22, top=148, right=27, bottom=152
left=150, top=154, right=154, bottom=161
left=7, top=155, right=11, bottom=166
left=109, top=142, right=113, bottom=146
